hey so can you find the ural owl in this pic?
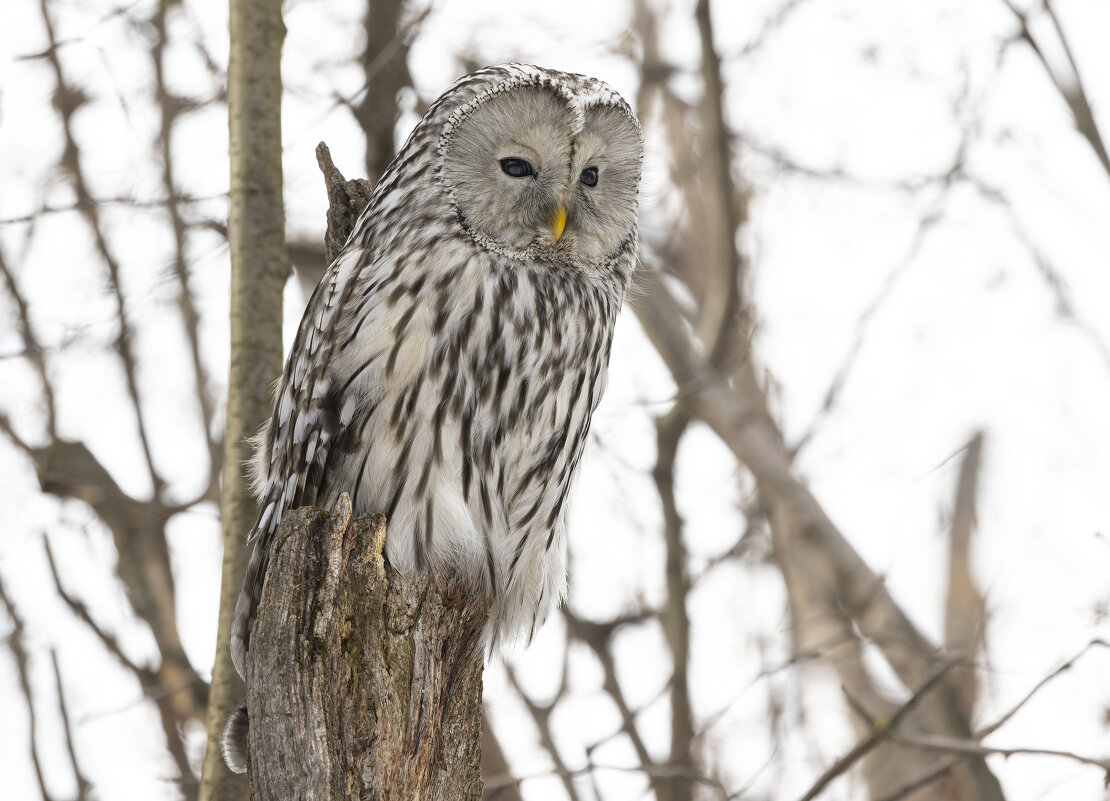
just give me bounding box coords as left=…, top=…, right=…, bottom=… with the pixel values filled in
left=224, top=64, right=642, bottom=772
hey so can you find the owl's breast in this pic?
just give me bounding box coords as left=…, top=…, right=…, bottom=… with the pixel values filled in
left=326, top=249, right=618, bottom=602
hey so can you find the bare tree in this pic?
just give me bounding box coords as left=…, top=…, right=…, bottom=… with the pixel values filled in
left=196, top=0, right=289, bottom=793
left=0, top=0, right=224, bottom=796
left=3, top=1, right=1110, bottom=800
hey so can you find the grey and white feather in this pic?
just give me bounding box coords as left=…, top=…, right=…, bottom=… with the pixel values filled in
left=223, top=64, right=642, bottom=773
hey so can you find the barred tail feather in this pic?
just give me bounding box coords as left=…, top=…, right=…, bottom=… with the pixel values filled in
left=229, top=534, right=266, bottom=680
left=221, top=704, right=249, bottom=774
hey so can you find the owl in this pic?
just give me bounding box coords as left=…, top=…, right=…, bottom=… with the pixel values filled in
left=223, top=64, right=642, bottom=771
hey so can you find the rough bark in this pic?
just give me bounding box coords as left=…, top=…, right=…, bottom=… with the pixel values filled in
left=246, top=494, right=489, bottom=800
left=199, top=0, right=288, bottom=795
left=316, top=142, right=375, bottom=265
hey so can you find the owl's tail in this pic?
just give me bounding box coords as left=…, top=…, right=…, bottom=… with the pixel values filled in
left=221, top=704, right=250, bottom=774
left=230, top=524, right=270, bottom=679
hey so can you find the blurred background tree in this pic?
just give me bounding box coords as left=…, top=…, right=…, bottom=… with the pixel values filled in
left=2, top=1, right=1109, bottom=800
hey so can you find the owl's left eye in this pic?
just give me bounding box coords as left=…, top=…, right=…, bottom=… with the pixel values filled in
left=500, top=158, right=535, bottom=178
left=580, top=167, right=599, bottom=187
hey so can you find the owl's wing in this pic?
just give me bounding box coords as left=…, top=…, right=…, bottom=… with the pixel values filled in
left=229, top=247, right=366, bottom=678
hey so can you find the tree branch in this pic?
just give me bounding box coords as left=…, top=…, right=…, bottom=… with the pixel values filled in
left=945, top=431, right=987, bottom=718
left=0, top=577, right=59, bottom=801
left=504, top=655, right=581, bottom=801
left=796, top=658, right=960, bottom=801
left=50, top=649, right=92, bottom=801
left=0, top=245, right=56, bottom=436
left=1000, top=0, right=1110, bottom=178
left=655, top=409, right=695, bottom=801
left=37, top=0, right=165, bottom=498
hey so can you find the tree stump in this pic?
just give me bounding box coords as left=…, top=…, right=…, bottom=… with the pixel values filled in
left=246, top=494, right=489, bottom=799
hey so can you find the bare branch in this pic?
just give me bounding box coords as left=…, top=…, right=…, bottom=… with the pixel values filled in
left=998, top=0, right=1110, bottom=177
left=0, top=193, right=226, bottom=227
left=50, top=649, right=92, bottom=801
left=505, top=655, right=582, bottom=801
left=148, top=0, right=221, bottom=484
left=0, top=413, right=34, bottom=453
left=975, top=639, right=1109, bottom=740
left=42, top=536, right=149, bottom=679
left=796, top=658, right=960, bottom=801
left=694, top=0, right=746, bottom=368
left=483, top=761, right=732, bottom=800
left=970, top=178, right=1110, bottom=373
left=564, top=610, right=661, bottom=789
left=727, top=0, right=814, bottom=62
left=895, top=732, right=1110, bottom=773
left=654, top=409, right=695, bottom=801
left=0, top=245, right=56, bottom=436
left=790, top=193, right=949, bottom=458
left=944, top=431, right=987, bottom=718
left=36, top=0, right=164, bottom=497
left=0, top=576, right=59, bottom=801
left=633, top=262, right=1005, bottom=800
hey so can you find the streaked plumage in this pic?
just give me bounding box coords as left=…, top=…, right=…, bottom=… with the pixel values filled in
left=223, top=64, right=642, bottom=772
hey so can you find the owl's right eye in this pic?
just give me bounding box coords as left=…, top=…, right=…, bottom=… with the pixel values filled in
left=500, top=158, right=535, bottom=178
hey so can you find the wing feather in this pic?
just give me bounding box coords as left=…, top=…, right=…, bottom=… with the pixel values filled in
left=229, top=247, right=364, bottom=677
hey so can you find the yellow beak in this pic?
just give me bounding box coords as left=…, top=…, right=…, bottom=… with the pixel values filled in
left=550, top=205, right=566, bottom=242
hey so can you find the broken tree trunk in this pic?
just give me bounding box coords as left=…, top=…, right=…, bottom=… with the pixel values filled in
left=245, top=494, right=489, bottom=799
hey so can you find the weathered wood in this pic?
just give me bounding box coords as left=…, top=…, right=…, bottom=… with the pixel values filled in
left=315, top=142, right=374, bottom=265
left=246, top=494, right=489, bottom=800
left=199, top=0, right=287, bottom=794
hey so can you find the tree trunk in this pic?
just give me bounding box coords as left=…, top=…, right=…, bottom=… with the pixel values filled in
left=198, top=0, right=288, bottom=795
left=246, top=494, right=489, bottom=800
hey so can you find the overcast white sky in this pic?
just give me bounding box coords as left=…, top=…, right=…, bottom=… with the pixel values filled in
left=2, top=0, right=1110, bottom=799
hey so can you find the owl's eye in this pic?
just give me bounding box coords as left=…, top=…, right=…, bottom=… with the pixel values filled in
left=580, top=167, right=599, bottom=187
left=500, top=158, right=535, bottom=178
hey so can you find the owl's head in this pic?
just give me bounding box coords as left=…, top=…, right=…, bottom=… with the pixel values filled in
left=435, top=66, right=643, bottom=269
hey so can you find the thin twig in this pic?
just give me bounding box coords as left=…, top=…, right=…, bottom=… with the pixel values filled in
left=50, top=649, right=92, bottom=801
left=483, top=761, right=731, bottom=800
left=564, top=610, right=660, bottom=782
left=37, top=0, right=164, bottom=497
left=796, top=657, right=961, bottom=801
left=727, top=0, right=814, bottom=61
left=42, top=536, right=149, bottom=678
left=975, top=638, right=1109, bottom=740
left=0, top=193, right=226, bottom=226
left=790, top=190, right=951, bottom=459
left=0, top=246, right=56, bottom=435
left=149, top=0, right=221, bottom=483
left=895, top=732, right=1110, bottom=772
left=969, top=178, right=1110, bottom=374
left=504, top=646, right=581, bottom=801
left=0, top=577, right=59, bottom=801
left=998, top=0, right=1110, bottom=178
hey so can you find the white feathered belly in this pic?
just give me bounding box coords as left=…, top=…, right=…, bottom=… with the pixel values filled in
left=325, top=263, right=603, bottom=644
